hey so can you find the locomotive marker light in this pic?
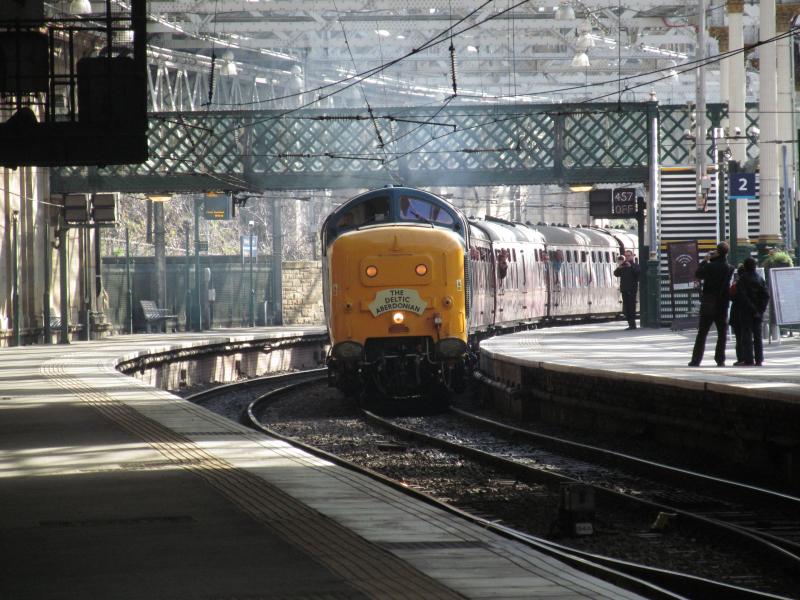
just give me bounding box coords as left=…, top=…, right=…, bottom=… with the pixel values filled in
left=366, top=265, right=378, bottom=278
left=415, top=263, right=428, bottom=276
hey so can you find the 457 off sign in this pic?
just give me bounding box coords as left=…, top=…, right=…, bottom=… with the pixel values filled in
left=589, top=188, right=638, bottom=218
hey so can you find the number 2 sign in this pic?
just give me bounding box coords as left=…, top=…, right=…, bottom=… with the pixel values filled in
left=729, top=173, right=756, bottom=199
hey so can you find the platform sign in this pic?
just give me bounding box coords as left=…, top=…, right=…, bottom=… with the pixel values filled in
left=63, top=194, right=89, bottom=222
left=667, top=240, right=699, bottom=291
left=729, top=173, right=756, bottom=199
left=589, top=188, right=637, bottom=218
left=203, top=194, right=232, bottom=220
left=768, top=267, right=800, bottom=325
left=91, top=194, right=116, bottom=223
left=241, top=235, right=258, bottom=258
left=589, top=189, right=612, bottom=218
left=611, top=188, right=637, bottom=216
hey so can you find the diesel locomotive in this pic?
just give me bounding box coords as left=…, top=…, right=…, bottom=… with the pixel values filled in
left=321, top=186, right=637, bottom=401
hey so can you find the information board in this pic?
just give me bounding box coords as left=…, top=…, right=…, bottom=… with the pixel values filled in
left=241, top=235, right=258, bottom=258
left=611, top=188, right=637, bottom=216
left=768, top=267, right=800, bottom=325
left=666, top=240, right=699, bottom=290
left=589, top=188, right=638, bottom=218
left=203, top=195, right=231, bottom=220
left=588, top=189, right=612, bottom=217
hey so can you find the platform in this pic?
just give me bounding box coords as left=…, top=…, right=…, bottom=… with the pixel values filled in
left=479, top=323, right=800, bottom=488
left=0, top=327, right=645, bottom=600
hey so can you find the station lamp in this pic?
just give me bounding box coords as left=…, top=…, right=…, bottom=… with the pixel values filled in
left=69, top=0, right=93, bottom=15
left=555, top=2, right=576, bottom=20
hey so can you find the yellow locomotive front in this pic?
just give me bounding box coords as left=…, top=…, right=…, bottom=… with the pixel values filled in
left=321, top=187, right=469, bottom=401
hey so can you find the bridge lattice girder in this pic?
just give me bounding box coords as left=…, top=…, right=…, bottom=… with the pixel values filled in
left=50, top=102, right=758, bottom=194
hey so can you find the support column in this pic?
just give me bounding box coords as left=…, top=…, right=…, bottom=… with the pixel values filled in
left=710, top=26, right=730, bottom=130
left=194, top=199, right=202, bottom=331
left=153, top=202, right=166, bottom=313
left=728, top=0, right=750, bottom=261
left=644, top=100, right=661, bottom=328
left=271, top=198, right=283, bottom=326
left=695, top=0, right=708, bottom=208
left=59, top=216, right=69, bottom=344
left=11, top=210, right=20, bottom=346
left=777, top=5, right=799, bottom=250
left=758, top=0, right=783, bottom=254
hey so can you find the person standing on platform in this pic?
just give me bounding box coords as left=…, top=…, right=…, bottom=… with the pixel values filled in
left=614, top=249, right=640, bottom=330
left=689, top=242, right=734, bottom=367
left=733, top=257, right=770, bottom=366
left=728, top=265, right=745, bottom=365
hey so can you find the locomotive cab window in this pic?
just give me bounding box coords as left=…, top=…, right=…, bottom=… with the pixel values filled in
left=399, top=196, right=456, bottom=226
left=336, top=195, right=390, bottom=231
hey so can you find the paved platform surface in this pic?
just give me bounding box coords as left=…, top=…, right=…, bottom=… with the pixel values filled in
left=0, top=327, right=645, bottom=600
left=480, top=323, right=800, bottom=402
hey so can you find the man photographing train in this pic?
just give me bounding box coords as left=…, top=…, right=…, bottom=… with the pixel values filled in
left=614, top=249, right=640, bottom=330
left=688, top=242, right=735, bottom=367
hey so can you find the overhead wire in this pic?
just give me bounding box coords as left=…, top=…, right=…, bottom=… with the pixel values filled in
left=140, top=6, right=798, bottom=177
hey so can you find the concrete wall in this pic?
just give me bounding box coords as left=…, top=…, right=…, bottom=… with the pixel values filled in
left=282, top=261, right=324, bottom=325
left=0, top=164, right=98, bottom=347
left=480, top=357, right=800, bottom=489
left=120, top=335, right=329, bottom=391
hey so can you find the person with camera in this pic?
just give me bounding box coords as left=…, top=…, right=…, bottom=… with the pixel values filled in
left=614, top=249, right=640, bottom=330
left=689, top=242, right=735, bottom=367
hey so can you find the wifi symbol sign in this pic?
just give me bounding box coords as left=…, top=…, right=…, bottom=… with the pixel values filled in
left=676, top=254, right=694, bottom=268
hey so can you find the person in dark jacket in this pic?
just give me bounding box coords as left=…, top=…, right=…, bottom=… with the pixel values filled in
left=728, top=265, right=745, bottom=365
left=733, top=257, right=770, bottom=366
left=614, top=249, right=641, bottom=330
left=689, top=242, right=735, bottom=366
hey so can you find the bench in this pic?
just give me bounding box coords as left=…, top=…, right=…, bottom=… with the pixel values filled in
left=140, top=300, right=179, bottom=333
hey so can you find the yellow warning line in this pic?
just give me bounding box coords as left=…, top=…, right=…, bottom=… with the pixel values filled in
left=42, top=359, right=463, bottom=600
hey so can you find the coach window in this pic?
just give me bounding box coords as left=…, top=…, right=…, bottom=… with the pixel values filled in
left=582, top=251, right=587, bottom=263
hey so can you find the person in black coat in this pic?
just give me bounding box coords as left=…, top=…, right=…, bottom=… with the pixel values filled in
left=689, top=242, right=734, bottom=366
left=733, top=257, right=770, bottom=366
left=728, top=265, right=745, bottom=364
left=614, top=249, right=641, bottom=330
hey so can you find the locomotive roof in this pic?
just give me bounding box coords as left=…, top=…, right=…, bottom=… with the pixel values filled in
left=469, top=217, right=546, bottom=244
left=599, top=228, right=639, bottom=249
left=322, top=186, right=469, bottom=251
left=528, top=225, right=589, bottom=246
left=573, top=227, right=620, bottom=247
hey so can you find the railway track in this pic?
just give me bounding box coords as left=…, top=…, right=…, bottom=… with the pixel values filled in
left=378, top=409, right=800, bottom=565
left=232, top=377, right=796, bottom=600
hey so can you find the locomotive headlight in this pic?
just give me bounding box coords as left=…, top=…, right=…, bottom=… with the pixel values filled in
left=392, top=312, right=405, bottom=324
left=415, top=263, right=428, bottom=276
left=365, top=265, right=378, bottom=278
